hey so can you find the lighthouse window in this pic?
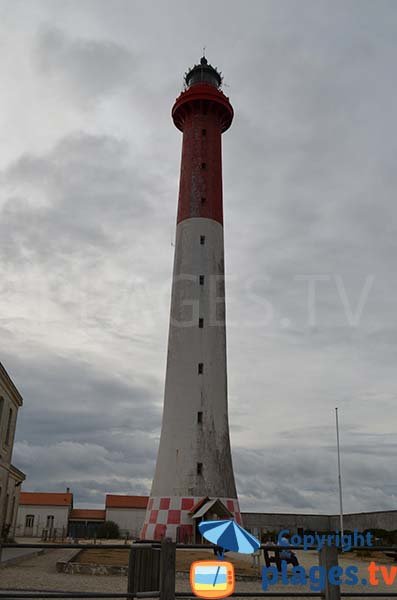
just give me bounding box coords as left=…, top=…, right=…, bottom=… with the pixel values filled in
left=199, top=275, right=204, bottom=285
left=202, top=128, right=206, bottom=136
left=198, top=363, right=204, bottom=374
left=197, top=411, right=203, bottom=424
left=201, top=162, right=206, bottom=169
left=200, top=235, right=205, bottom=245
left=197, top=462, right=203, bottom=475
left=199, top=318, right=204, bottom=328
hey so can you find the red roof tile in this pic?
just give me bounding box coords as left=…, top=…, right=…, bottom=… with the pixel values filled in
left=105, top=495, right=149, bottom=509
left=69, top=509, right=105, bottom=521
left=189, top=496, right=210, bottom=515
left=20, top=492, right=73, bottom=507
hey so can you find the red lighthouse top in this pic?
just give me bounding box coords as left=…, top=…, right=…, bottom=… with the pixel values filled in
left=172, top=57, right=233, bottom=133
left=173, top=57, right=233, bottom=226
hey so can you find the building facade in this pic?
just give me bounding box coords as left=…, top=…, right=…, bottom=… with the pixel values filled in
left=16, top=491, right=73, bottom=538
left=141, top=57, right=240, bottom=542
left=68, top=509, right=106, bottom=538
left=105, top=494, right=148, bottom=538
left=0, top=362, right=25, bottom=540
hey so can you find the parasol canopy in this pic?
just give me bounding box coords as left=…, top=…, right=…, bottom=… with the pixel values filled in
left=198, top=519, right=260, bottom=554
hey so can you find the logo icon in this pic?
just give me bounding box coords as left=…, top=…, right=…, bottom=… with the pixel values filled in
left=190, top=560, right=235, bottom=599
left=190, top=519, right=260, bottom=599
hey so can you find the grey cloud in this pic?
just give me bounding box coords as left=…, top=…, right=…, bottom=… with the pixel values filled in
left=6, top=348, right=161, bottom=499
left=0, top=132, right=153, bottom=263
left=35, top=26, right=134, bottom=101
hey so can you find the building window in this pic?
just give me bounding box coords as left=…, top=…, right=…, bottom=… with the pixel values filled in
left=46, top=515, right=54, bottom=529
left=199, top=275, right=204, bottom=285
left=10, top=496, right=16, bottom=523
left=200, top=235, right=205, bottom=245
left=201, top=197, right=206, bottom=203
left=202, top=128, right=206, bottom=136
left=25, top=514, right=34, bottom=528
left=198, top=363, right=203, bottom=374
left=197, top=411, right=203, bottom=424
left=199, top=318, right=204, bottom=328
left=201, top=162, right=206, bottom=169
left=197, top=462, right=203, bottom=475
left=0, top=396, right=4, bottom=428
left=5, top=408, right=12, bottom=446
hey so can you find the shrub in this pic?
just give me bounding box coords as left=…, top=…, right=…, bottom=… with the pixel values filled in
left=97, top=520, right=120, bottom=539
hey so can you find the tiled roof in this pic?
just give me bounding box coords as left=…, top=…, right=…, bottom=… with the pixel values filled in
left=20, top=492, right=73, bottom=507
left=189, top=496, right=210, bottom=516
left=105, top=494, right=149, bottom=509
left=69, top=509, right=105, bottom=521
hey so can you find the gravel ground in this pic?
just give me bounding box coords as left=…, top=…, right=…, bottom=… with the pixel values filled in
left=1, top=547, right=397, bottom=599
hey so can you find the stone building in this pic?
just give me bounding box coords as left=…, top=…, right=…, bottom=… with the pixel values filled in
left=0, top=361, right=25, bottom=540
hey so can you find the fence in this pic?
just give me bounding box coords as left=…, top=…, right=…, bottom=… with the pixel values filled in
left=14, top=524, right=68, bottom=541
left=1, top=541, right=397, bottom=599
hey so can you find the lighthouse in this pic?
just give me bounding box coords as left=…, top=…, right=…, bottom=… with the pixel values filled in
left=141, top=57, right=241, bottom=542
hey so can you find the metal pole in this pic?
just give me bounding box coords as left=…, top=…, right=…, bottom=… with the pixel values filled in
left=335, top=407, right=344, bottom=538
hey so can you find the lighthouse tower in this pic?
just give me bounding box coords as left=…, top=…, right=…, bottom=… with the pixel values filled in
left=141, top=58, right=241, bottom=541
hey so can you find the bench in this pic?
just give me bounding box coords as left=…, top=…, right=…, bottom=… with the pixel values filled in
left=263, top=548, right=298, bottom=571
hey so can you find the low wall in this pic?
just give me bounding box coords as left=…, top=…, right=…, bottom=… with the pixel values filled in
left=56, top=549, right=129, bottom=576
left=242, top=510, right=397, bottom=535
left=329, top=511, right=397, bottom=531
left=242, top=512, right=331, bottom=535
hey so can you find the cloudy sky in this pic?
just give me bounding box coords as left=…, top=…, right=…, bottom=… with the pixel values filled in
left=1, top=0, right=397, bottom=513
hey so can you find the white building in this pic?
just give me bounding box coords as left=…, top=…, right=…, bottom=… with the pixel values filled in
left=16, top=490, right=73, bottom=538
left=105, top=494, right=148, bottom=538
left=0, top=362, right=26, bottom=540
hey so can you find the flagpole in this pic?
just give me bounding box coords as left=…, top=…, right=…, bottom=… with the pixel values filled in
left=335, top=407, right=344, bottom=538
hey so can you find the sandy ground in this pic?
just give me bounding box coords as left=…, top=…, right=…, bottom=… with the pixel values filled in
left=1, top=546, right=397, bottom=599
left=75, top=548, right=258, bottom=576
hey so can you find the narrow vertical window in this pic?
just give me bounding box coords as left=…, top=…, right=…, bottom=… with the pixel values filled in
left=199, top=318, right=204, bottom=328
left=25, top=514, right=34, bottom=528
left=198, top=363, right=204, bottom=374
left=199, top=275, right=204, bottom=285
left=202, top=128, right=206, bottom=136
left=197, top=462, right=203, bottom=475
left=201, top=197, right=206, bottom=203
left=201, top=162, right=206, bottom=169
left=5, top=409, right=12, bottom=446
left=200, top=235, right=205, bottom=245
left=197, top=411, right=203, bottom=424
left=0, top=396, right=4, bottom=428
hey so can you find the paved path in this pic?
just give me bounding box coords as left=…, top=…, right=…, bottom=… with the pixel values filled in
left=0, top=546, right=43, bottom=564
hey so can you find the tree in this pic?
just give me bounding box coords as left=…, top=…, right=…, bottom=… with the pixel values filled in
left=97, top=520, right=120, bottom=539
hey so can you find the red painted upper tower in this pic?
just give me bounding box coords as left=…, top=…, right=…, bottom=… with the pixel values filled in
left=172, top=57, right=234, bottom=225
left=141, top=58, right=240, bottom=542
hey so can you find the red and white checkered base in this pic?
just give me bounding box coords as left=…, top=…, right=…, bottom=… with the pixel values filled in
left=140, top=496, right=242, bottom=541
